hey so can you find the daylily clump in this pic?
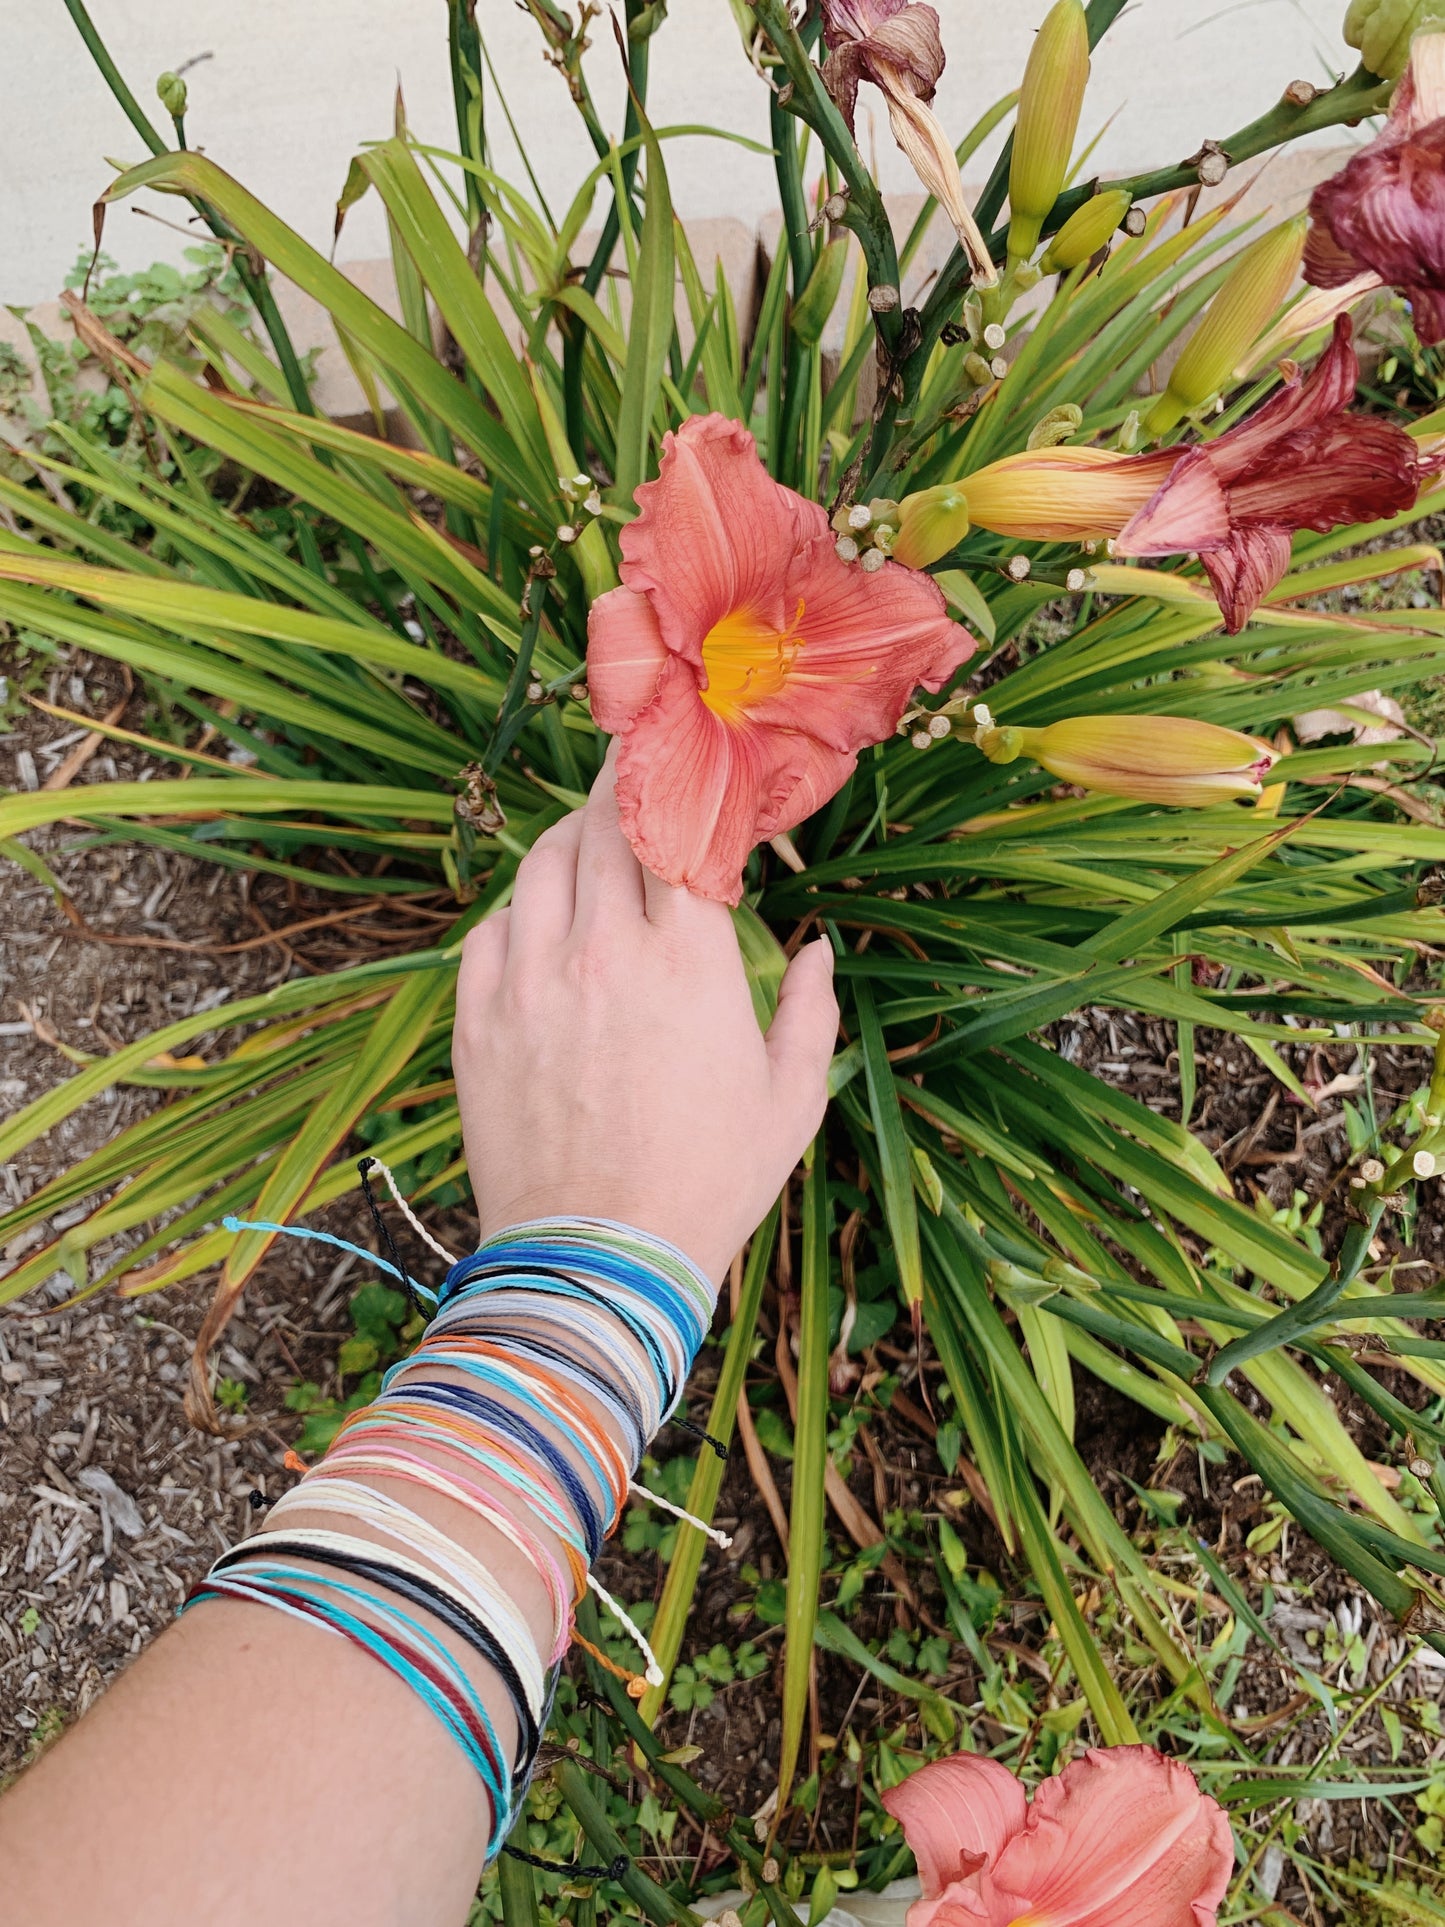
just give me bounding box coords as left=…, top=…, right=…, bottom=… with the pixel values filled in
left=586, top=414, right=971, bottom=904
left=1306, top=30, right=1445, bottom=342
left=895, top=318, right=1433, bottom=631
left=882, top=1745, right=1233, bottom=1927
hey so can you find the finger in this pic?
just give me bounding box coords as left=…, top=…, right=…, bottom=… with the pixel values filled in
left=456, top=908, right=512, bottom=1014
left=642, top=860, right=731, bottom=935
left=507, top=810, right=585, bottom=955
left=764, top=940, right=839, bottom=1143
left=573, top=739, right=647, bottom=927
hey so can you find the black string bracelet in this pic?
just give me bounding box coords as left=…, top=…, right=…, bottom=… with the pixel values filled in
left=503, top=1844, right=630, bottom=1882
left=212, top=1537, right=540, bottom=1778
left=356, top=1156, right=427, bottom=1313
left=669, top=1413, right=728, bottom=1460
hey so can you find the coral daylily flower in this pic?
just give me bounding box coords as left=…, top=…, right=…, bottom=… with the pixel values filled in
left=882, top=1745, right=1234, bottom=1927
left=897, top=318, right=1432, bottom=632
left=1305, top=32, right=1445, bottom=344
left=587, top=413, right=970, bottom=904
left=819, top=0, right=997, bottom=285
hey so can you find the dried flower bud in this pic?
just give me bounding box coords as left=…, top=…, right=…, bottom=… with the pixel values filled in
left=1009, top=0, right=1091, bottom=264
left=1026, top=402, right=1084, bottom=450
left=157, top=70, right=188, bottom=118
left=1146, top=216, right=1307, bottom=435
left=1038, top=187, right=1134, bottom=274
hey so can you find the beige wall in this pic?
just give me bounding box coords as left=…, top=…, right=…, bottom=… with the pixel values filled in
left=6, top=1, right=1354, bottom=308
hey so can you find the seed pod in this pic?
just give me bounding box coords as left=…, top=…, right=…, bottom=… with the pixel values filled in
left=1146, top=216, right=1307, bottom=436
left=1008, top=0, right=1091, bottom=264
left=1039, top=187, right=1134, bottom=273
left=157, top=70, right=188, bottom=118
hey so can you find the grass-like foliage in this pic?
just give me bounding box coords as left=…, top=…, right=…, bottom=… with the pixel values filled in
left=7, top=0, right=1445, bottom=1909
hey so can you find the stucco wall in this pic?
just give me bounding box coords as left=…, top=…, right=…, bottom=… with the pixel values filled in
left=7, top=1, right=1354, bottom=307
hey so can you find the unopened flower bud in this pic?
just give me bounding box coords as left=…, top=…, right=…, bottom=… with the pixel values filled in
left=1146, top=216, right=1307, bottom=436
left=893, top=485, right=970, bottom=568
left=975, top=722, right=1025, bottom=763
left=1008, top=0, right=1091, bottom=264
left=1026, top=402, right=1084, bottom=450
left=1000, top=714, right=1277, bottom=804
left=860, top=545, right=887, bottom=572
left=835, top=535, right=860, bottom=563
left=1344, top=0, right=1445, bottom=77
left=1039, top=187, right=1134, bottom=274
left=157, top=70, right=188, bottom=118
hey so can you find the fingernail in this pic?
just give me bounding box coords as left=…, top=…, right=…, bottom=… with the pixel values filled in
left=815, top=938, right=835, bottom=975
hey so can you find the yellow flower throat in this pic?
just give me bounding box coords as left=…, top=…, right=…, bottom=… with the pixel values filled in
left=700, top=603, right=806, bottom=724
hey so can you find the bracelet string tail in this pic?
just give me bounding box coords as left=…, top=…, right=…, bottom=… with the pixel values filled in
left=193, top=1211, right=722, bottom=1864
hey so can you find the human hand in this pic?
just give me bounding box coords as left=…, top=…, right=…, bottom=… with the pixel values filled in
left=452, top=749, right=839, bottom=1284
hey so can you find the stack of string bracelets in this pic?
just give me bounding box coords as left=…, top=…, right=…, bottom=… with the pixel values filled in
left=190, top=1159, right=730, bottom=1861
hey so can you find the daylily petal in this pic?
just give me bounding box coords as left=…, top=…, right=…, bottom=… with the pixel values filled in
left=882, top=1756, right=1028, bottom=1903
left=619, top=413, right=826, bottom=662
left=1115, top=447, right=1230, bottom=560
left=964, top=445, right=1177, bottom=541
left=986, top=1746, right=1234, bottom=1927
left=867, top=5, right=946, bottom=98
left=615, top=657, right=793, bottom=905
left=1204, top=313, right=1359, bottom=480
left=878, top=81, right=998, bottom=282
left=587, top=585, right=669, bottom=733
left=1198, top=525, right=1294, bottom=633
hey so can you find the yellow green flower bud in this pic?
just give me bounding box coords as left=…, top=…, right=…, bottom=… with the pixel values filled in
left=1038, top=187, right=1134, bottom=274
left=893, top=486, right=970, bottom=569
left=976, top=713, right=1277, bottom=805
left=1344, top=0, right=1445, bottom=77
left=1145, top=216, right=1307, bottom=437
left=1008, top=0, right=1091, bottom=265
left=157, top=70, right=188, bottom=118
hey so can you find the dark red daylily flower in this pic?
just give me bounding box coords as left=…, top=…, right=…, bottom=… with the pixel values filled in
left=819, top=0, right=995, bottom=282
left=1117, top=316, right=1434, bottom=630
left=1305, top=33, right=1445, bottom=343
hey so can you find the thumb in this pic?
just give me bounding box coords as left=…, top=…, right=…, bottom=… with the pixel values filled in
left=764, top=939, right=839, bottom=1141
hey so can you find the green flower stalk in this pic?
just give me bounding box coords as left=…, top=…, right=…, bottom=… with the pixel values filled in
left=1345, top=0, right=1445, bottom=77
left=1145, top=215, right=1307, bottom=437
left=972, top=708, right=1278, bottom=805
left=1008, top=0, right=1091, bottom=266
left=1039, top=187, right=1133, bottom=273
